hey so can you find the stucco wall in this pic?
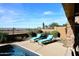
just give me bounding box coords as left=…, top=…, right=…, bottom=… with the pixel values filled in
left=41, top=26, right=67, bottom=40
left=54, top=27, right=67, bottom=39
left=41, top=29, right=54, bottom=33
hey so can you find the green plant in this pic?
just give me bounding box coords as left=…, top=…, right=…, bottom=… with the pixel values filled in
left=50, top=31, right=59, bottom=38
left=0, top=32, right=8, bottom=43
left=37, top=30, right=43, bottom=33
left=49, top=22, right=60, bottom=27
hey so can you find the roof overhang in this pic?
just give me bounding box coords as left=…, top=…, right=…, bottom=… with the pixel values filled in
left=62, top=3, right=75, bottom=19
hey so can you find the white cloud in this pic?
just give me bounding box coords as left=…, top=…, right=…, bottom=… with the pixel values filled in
left=9, top=10, right=19, bottom=15
left=43, top=10, right=64, bottom=16
left=43, top=11, right=53, bottom=15
left=0, top=16, right=26, bottom=24
left=0, top=16, right=16, bottom=24
left=0, top=8, right=22, bottom=25
left=0, top=9, right=5, bottom=13
left=0, top=8, right=19, bottom=16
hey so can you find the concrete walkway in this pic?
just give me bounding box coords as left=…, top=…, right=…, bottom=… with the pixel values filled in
left=11, top=40, right=72, bottom=56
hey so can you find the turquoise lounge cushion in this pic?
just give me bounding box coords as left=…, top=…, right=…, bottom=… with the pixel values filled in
left=31, top=34, right=41, bottom=40
left=38, top=35, right=53, bottom=43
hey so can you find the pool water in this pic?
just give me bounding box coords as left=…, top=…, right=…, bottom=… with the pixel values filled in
left=0, top=44, right=39, bottom=56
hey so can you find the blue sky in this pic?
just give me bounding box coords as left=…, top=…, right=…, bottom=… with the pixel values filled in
left=0, top=3, right=68, bottom=28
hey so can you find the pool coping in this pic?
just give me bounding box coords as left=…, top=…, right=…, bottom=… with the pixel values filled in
left=0, top=43, right=42, bottom=56
left=12, top=43, right=42, bottom=56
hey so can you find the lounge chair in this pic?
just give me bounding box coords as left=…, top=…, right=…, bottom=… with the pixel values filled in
left=30, top=33, right=41, bottom=42
left=38, top=35, right=53, bottom=45
left=34, top=34, right=47, bottom=42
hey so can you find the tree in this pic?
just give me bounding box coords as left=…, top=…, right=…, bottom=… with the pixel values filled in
left=49, top=22, right=59, bottom=27
left=62, top=23, right=67, bottom=26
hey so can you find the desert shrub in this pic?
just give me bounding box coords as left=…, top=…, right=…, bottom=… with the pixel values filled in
left=37, top=30, right=43, bottom=33
left=50, top=31, right=60, bottom=38
left=0, top=32, right=8, bottom=43
left=29, top=31, right=36, bottom=37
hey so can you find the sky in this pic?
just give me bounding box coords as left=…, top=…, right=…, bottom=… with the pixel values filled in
left=0, top=3, right=68, bottom=28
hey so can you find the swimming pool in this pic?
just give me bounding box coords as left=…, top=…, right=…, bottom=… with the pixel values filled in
left=0, top=44, right=39, bottom=56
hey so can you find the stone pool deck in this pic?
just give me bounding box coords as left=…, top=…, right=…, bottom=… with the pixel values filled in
left=11, top=40, right=72, bottom=56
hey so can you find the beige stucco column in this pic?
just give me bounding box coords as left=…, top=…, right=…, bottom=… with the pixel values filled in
left=62, top=4, right=76, bottom=55
left=66, top=22, right=75, bottom=47
left=62, top=4, right=75, bottom=47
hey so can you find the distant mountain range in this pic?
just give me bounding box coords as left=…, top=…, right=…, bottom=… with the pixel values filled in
left=0, top=28, right=41, bottom=32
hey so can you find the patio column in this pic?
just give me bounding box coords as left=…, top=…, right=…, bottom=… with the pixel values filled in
left=62, top=4, right=76, bottom=56
left=62, top=3, right=75, bottom=47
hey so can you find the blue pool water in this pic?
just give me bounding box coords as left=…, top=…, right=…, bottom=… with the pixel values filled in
left=0, top=44, right=39, bottom=56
